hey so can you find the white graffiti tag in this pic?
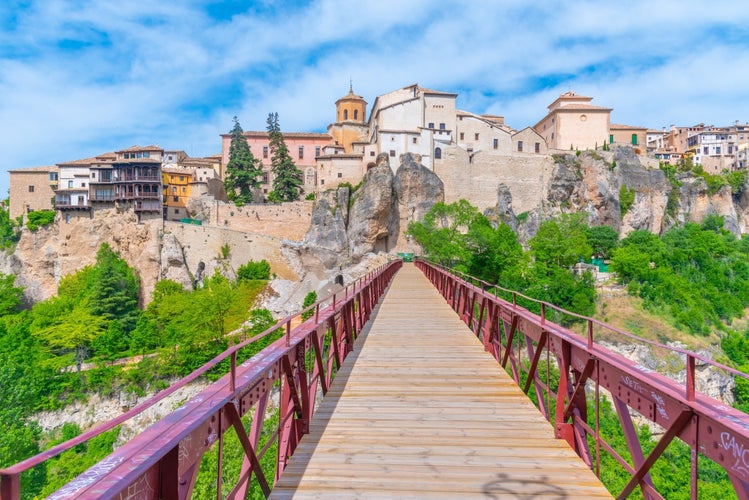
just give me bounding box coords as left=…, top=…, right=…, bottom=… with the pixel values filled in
left=720, top=431, right=749, bottom=477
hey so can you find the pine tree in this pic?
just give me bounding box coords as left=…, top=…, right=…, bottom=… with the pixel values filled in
left=224, top=117, right=263, bottom=205
left=267, top=112, right=303, bottom=202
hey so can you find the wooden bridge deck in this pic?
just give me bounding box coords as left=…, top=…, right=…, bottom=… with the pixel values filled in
left=270, top=264, right=612, bottom=499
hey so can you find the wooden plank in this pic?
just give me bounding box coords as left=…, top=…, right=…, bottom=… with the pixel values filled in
left=269, top=264, right=612, bottom=499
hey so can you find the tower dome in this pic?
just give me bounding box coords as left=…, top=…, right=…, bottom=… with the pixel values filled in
left=335, top=83, right=367, bottom=123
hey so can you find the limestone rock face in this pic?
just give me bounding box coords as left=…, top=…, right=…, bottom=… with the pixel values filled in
left=160, top=233, right=193, bottom=289
left=347, top=159, right=397, bottom=261
left=484, top=183, right=518, bottom=231
left=302, top=188, right=349, bottom=268
left=393, top=152, right=444, bottom=228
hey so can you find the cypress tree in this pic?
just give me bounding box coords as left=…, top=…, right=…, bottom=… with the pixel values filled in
left=224, top=117, right=263, bottom=205
left=267, top=112, right=303, bottom=202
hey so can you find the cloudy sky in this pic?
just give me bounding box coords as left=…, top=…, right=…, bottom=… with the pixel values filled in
left=1, top=0, right=748, bottom=194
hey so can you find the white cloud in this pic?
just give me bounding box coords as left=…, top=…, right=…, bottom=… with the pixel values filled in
left=0, top=0, right=747, bottom=195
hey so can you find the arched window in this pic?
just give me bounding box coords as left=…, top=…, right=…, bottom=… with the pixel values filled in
left=354, top=109, right=359, bottom=120
left=344, top=109, right=348, bottom=120
left=434, top=147, right=442, bottom=159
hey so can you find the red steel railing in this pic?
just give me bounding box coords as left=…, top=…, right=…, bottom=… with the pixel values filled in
left=416, top=259, right=749, bottom=500
left=0, top=259, right=402, bottom=499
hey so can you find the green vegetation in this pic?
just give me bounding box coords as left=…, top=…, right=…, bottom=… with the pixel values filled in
left=619, top=185, right=635, bottom=216
left=237, top=259, right=271, bottom=281
left=611, top=220, right=749, bottom=336
left=301, top=290, right=317, bottom=321
left=267, top=112, right=303, bottom=202
left=26, top=210, right=56, bottom=231
left=0, top=202, right=21, bottom=249
left=408, top=200, right=598, bottom=319
left=224, top=116, right=263, bottom=205
left=0, top=244, right=276, bottom=497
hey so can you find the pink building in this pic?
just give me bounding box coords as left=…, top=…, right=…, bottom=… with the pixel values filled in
left=220, top=131, right=332, bottom=195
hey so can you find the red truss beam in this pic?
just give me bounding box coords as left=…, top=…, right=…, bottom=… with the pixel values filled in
left=416, top=259, right=749, bottom=500
left=0, top=260, right=402, bottom=500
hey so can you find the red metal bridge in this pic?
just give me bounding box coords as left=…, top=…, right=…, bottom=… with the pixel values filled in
left=3, top=260, right=749, bottom=499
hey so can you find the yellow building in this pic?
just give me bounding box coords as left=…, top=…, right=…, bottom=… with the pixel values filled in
left=327, top=84, right=368, bottom=153
left=162, top=167, right=193, bottom=220
left=534, top=91, right=611, bottom=151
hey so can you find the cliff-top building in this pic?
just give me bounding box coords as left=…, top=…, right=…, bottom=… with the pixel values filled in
left=534, top=91, right=611, bottom=150
left=8, top=165, right=58, bottom=221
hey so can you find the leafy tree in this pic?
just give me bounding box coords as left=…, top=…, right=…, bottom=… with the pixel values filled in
left=224, top=117, right=263, bottom=205
left=267, top=112, right=303, bottom=202
left=465, top=218, right=526, bottom=287
left=34, top=300, right=106, bottom=372
left=91, top=243, right=140, bottom=333
left=586, top=225, right=619, bottom=259
left=0, top=272, right=24, bottom=316
left=407, top=199, right=481, bottom=269
left=530, top=213, right=592, bottom=269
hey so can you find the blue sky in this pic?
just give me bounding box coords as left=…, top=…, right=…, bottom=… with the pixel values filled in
left=1, top=0, right=748, bottom=194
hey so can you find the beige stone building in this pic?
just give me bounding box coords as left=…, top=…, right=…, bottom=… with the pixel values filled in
left=511, top=127, right=548, bottom=155
left=534, top=91, right=611, bottom=150
left=609, top=123, right=648, bottom=152
left=8, top=166, right=58, bottom=220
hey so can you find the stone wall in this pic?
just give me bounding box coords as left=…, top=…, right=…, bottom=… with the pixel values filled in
left=435, top=147, right=552, bottom=214
left=198, top=200, right=313, bottom=241
left=164, top=221, right=298, bottom=282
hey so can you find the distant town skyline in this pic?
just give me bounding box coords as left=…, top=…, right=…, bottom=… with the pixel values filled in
left=1, top=0, right=748, bottom=194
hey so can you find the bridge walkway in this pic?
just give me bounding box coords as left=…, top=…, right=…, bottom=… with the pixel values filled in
left=270, top=263, right=612, bottom=499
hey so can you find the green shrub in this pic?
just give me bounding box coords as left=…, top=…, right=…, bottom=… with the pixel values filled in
left=237, top=259, right=271, bottom=281
left=301, top=291, right=317, bottom=321
left=26, top=210, right=56, bottom=231
left=619, top=186, right=635, bottom=217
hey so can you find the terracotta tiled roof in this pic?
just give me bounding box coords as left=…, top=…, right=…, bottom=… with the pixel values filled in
left=8, top=165, right=58, bottom=173
left=221, top=132, right=332, bottom=139
left=610, top=123, right=648, bottom=130
left=116, top=145, right=163, bottom=153
left=553, top=103, right=612, bottom=111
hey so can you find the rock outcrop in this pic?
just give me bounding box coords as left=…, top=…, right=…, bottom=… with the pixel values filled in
left=393, top=152, right=444, bottom=229
left=484, top=183, right=518, bottom=231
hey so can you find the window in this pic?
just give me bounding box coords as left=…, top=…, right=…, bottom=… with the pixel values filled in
left=82, top=182, right=86, bottom=188
left=172, top=187, right=177, bottom=194
left=535, top=142, right=540, bottom=153
left=173, top=196, right=179, bottom=202
left=354, top=110, right=358, bottom=120
left=428, top=122, right=434, bottom=129
left=370, top=151, right=375, bottom=156
left=65, top=214, right=71, bottom=224
left=337, top=172, right=342, bottom=178
left=320, top=179, right=325, bottom=185
left=389, top=150, right=396, bottom=157
left=434, top=147, right=442, bottom=159
left=315, top=146, right=321, bottom=157
left=474, top=133, right=479, bottom=140
left=344, top=110, right=348, bottom=120
left=412, top=137, right=417, bottom=144
left=179, top=176, right=184, bottom=181
left=91, top=173, right=95, bottom=178
left=144, top=152, right=150, bottom=158
left=493, top=139, right=498, bottom=149
left=298, top=146, right=304, bottom=159
left=716, top=147, right=721, bottom=155
left=263, top=146, right=269, bottom=158
left=175, top=209, right=179, bottom=214
left=28, top=185, right=34, bottom=193
left=460, top=132, right=464, bottom=140
left=68, top=180, right=74, bottom=188
left=517, top=141, right=523, bottom=152
left=439, top=123, right=445, bottom=130
left=262, top=172, right=269, bottom=183
left=181, top=187, right=186, bottom=193
left=49, top=173, right=58, bottom=181
left=703, top=147, right=709, bottom=155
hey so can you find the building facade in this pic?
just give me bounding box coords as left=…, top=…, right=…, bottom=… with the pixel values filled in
left=8, top=166, right=58, bottom=220
left=534, top=91, right=611, bottom=150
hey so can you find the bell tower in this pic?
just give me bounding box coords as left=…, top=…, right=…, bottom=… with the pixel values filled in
left=328, top=83, right=368, bottom=153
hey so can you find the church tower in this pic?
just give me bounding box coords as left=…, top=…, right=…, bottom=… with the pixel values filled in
left=328, top=84, right=368, bottom=153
